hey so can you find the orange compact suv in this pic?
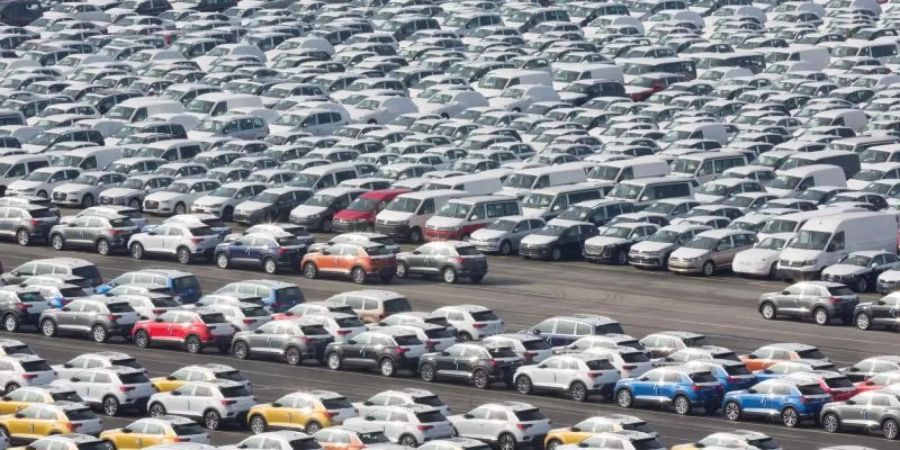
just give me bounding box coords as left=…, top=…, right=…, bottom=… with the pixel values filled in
left=740, top=343, right=830, bottom=371
left=301, top=243, right=397, bottom=285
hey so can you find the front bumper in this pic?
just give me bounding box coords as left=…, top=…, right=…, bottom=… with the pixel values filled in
left=290, top=215, right=325, bottom=230
left=877, top=278, right=900, bottom=294
left=778, top=267, right=820, bottom=281
left=583, top=246, right=622, bottom=263
left=470, top=239, right=502, bottom=252
left=424, top=228, right=462, bottom=241
left=667, top=259, right=704, bottom=273
left=52, top=192, right=86, bottom=205
left=519, top=245, right=553, bottom=260
left=375, top=223, right=411, bottom=240
left=191, top=205, right=223, bottom=217
left=332, top=220, right=373, bottom=233
left=628, top=253, right=666, bottom=268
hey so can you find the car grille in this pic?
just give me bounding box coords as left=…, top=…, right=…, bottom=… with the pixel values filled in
left=584, top=245, right=603, bottom=254
left=144, top=200, right=159, bottom=210
left=52, top=192, right=66, bottom=201
left=779, top=259, right=803, bottom=268
left=99, top=197, right=112, bottom=205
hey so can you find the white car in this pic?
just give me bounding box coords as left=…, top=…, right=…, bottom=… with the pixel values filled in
left=732, top=232, right=794, bottom=278
left=352, top=388, right=450, bottom=417
left=448, top=402, right=551, bottom=449
left=143, top=178, right=221, bottom=216
left=128, top=223, right=220, bottom=264
left=191, top=182, right=267, bottom=221
left=147, top=380, right=256, bottom=430
left=513, top=353, right=620, bottom=402
left=6, top=166, right=80, bottom=198
left=583, top=346, right=654, bottom=378
left=52, top=351, right=144, bottom=380
left=221, top=431, right=321, bottom=450
left=204, top=303, right=271, bottom=331
left=373, top=323, right=457, bottom=352
left=303, top=312, right=368, bottom=343
left=52, top=366, right=156, bottom=416
left=556, top=431, right=663, bottom=450
left=344, top=405, right=454, bottom=447
left=346, top=96, right=417, bottom=125
left=98, top=174, right=174, bottom=209
left=482, top=334, right=554, bottom=364
left=432, top=305, right=504, bottom=341
left=554, top=335, right=647, bottom=355
left=0, top=354, right=55, bottom=392
left=50, top=171, right=126, bottom=208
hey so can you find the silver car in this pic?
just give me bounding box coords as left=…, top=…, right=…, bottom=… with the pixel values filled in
left=128, top=223, right=220, bottom=264
left=0, top=354, right=55, bottom=393
left=667, top=229, right=757, bottom=276
left=148, top=380, right=256, bottom=430
left=52, top=366, right=156, bottom=415
left=344, top=405, right=454, bottom=447
left=448, top=402, right=551, bottom=450
left=758, top=281, right=859, bottom=326
left=468, top=216, right=546, bottom=255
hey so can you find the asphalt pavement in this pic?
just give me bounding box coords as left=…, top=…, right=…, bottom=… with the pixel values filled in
left=0, top=235, right=897, bottom=449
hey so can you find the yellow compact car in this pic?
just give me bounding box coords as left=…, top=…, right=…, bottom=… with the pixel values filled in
left=151, top=364, right=250, bottom=393
left=0, top=386, right=83, bottom=415
left=0, top=403, right=103, bottom=443
left=7, top=433, right=109, bottom=450
left=545, top=415, right=657, bottom=450
left=247, top=390, right=356, bottom=434
left=101, top=416, right=210, bottom=450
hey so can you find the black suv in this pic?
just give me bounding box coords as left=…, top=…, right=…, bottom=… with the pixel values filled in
left=324, top=328, right=426, bottom=377
left=418, top=342, right=522, bottom=389
left=0, top=286, right=49, bottom=332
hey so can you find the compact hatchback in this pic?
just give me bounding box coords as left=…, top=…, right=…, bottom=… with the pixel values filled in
left=396, top=241, right=488, bottom=283
left=758, top=281, right=859, bottom=325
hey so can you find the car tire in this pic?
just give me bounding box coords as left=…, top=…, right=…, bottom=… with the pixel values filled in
left=232, top=341, right=250, bottom=360
left=15, top=229, right=29, bottom=246
left=305, top=421, right=322, bottom=434
left=515, top=375, right=533, bottom=394
left=185, top=335, right=202, bottom=353
left=442, top=267, right=457, bottom=284
left=855, top=277, right=868, bottom=293
left=149, top=403, right=166, bottom=417
left=176, top=247, right=192, bottom=265
left=760, top=302, right=777, bottom=320
left=781, top=407, right=799, bottom=427
left=499, top=240, right=512, bottom=256
left=303, top=262, right=318, bottom=279
left=399, top=435, right=418, bottom=447
left=81, top=194, right=94, bottom=208
left=102, top=396, right=120, bottom=416
left=568, top=381, right=588, bottom=402
left=249, top=415, right=267, bottom=434
left=36, top=190, right=47, bottom=199
left=724, top=401, right=742, bottom=421
left=550, top=247, right=562, bottom=261
left=884, top=418, right=899, bottom=440
left=615, top=251, right=627, bottom=265
left=419, top=363, right=436, bottom=382
left=130, top=242, right=144, bottom=260
left=203, top=409, right=221, bottom=430
left=546, top=440, right=562, bottom=450
left=768, top=262, right=778, bottom=279
left=395, top=262, right=408, bottom=279
left=216, top=253, right=230, bottom=269
left=409, top=227, right=423, bottom=243
left=822, top=413, right=841, bottom=433
left=51, top=234, right=65, bottom=251
left=174, top=203, right=186, bottom=215
left=673, top=395, right=691, bottom=415
left=855, top=313, right=872, bottom=330
left=285, top=347, right=302, bottom=366
left=701, top=260, right=715, bottom=277
left=616, top=389, right=633, bottom=408
left=128, top=198, right=141, bottom=210
left=134, top=330, right=150, bottom=348
left=263, top=258, right=277, bottom=274
left=458, top=332, right=473, bottom=342
left=3, top=314, right=19, bottom=332
left=498, top=433, right=517, bottom=450
left=4, top=383, right=18, bottom=394
left=91, top=325, right=108, bottom=343
left=326, top=352, right=342, bottom=370
left=813, top=307, right=830, bottom=326
left=96, top=239, right=110, bottom=256
left=351, top=267, right=367, bottom=285
left=472, top=369, right=489, bottom=389
left=379, top=357, right=396, bottom=377
left=41, top=319, right=57, bottom=337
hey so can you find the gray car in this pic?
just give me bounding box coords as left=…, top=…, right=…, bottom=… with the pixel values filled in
left=628, top=224, right=711, bottom=269
left=758, top=281, right=859, bottom=326
left=0, top=205, right=59, bottom=246
left=39, top=297, right=141, bottom=343
left=230, top=317, right=334, bottom=365
left=49, top=214, right=139, bottom=255
left=468, top=216, right=545, bottom=255
left=396, top=241, right=488, bottom=284
left=820, top=389, right=900, bottom=440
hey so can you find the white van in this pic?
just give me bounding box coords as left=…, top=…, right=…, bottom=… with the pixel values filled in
left=765, top=45, right=830, bottom=70
left=185, top=93, right=264, bottom=117
left=670, top=152, right=748, bottom=183
left=105, top=98, right=185, bottom=124
left=0, top=154, right=49, bottom=196
left=767, top=165, right=847, bottom=197
left=48, top=147, right=122, bottom=171
left=807, top=108, right=868, bottom=133
left=375, top=189, right=465, bottom=243
left=521, top=184, right=606, bottom=219
left=135, top=140, right=203, bottom=162
left=659, top=123, right=728, bottom=148
left=778, top=212, right=898, bottom=280
left=757, top=209, right=858, bottom=242
left=475, top=69, right=553, bottom=98
left=422, top=170, right=506, bottom=195
left=606, top=176, right=696, bottom=208
left=833, top=37, right=898, bottom=63
left=551, top=63, right=625, bottom=91
left=586, top=156, right=670, bottom=187
left=424, top=195, right=521, bottom=241
left=499, top=163, right=588, bottom=198
left=290, top=162, right=365, bottom=191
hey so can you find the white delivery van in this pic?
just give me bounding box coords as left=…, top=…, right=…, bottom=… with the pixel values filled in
left=778, top=212, right=899, bottom=280
left=807, top=108, right=868, bottom=133
left=499, top=163, right=588, bottom=198
left=290, top=162, right=365, bottom=191
left=669, top=152, right=747, bottom=183
left=423, top=195, right=521, bottom=241
left=606, top=176, right=696, bottom=209
left=422, top=170, right=506, bottom=195
left=586, top=156, right=670, bottom=188
left=757, top=209, right=859, bottom=243
left=521, top=184, right=606, bottom=219
left=49, top=147, right=123, bottom=171
left=105, top=98, right=185, bottom=124
left=185, top=93, right=264, bottom=117
left=0, top=154, right=49, bottom=196
left=551, top=63, right=625, bottom=91
left=475, top=69, right=553, bottom=98
left=374, top=189, right=465, bottom=243
left=766, top=165, right=847, bottom=197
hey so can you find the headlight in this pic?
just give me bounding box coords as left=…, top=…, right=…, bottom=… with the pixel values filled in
left=802, top=259, right=818, bottom=266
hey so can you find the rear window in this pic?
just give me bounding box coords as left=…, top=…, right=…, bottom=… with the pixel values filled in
left=152, top=297, right=181, bottom=308
left=189, top=226, right=216, bottom=236
left=633, top=438, right=664, bottom=450
left=118, top=372, right=150, bottom=384
left=424, top=316, right=450, bottom=327
left=219, top=386, right=252, bottom=398
left=488, top=347, right=518, bottom=358
left=290, top=439, right=321, bottom=450
left=798, top=384, right=828, bottom=396
left=621, top=340, right=645, bottom=350
left=336, top=317, right=364, bottom=328
left=78, top=441, right=113, bottom=450
left=331, top=305, right=355, bottom=315
left=201, top=313, right=228, bottom=324
left=796, top=348, right=827, bottom=360
left=173, top=423, right=206, bottom=436
left=456, top=246, right=481, bottom=256
left=276, top=236, right=303, bottom=246
left=109, top=218, right=134, bottom=228
left=301, top=325, right=329, bottom=335
left=425, top=328, right=455, bottom=339
left=216, top=370, right=247, bottom=382
left=513, top=408, right=547, bottom=421
left=827, top=286, right=855, bottom=296
left=471, top=310, right=499, bottom=321
left=107, top=302, right=135, bottom=313
left=357, top=432, right=389, bottom=444
left=275, top=287, right=303, bottom=303
left=59, top=287, right=86, bottom=298
left=623, top=352, right=650, bottom=363
left=114, top=358, right=142, bottom=369
left=523, top=339, right=551, bottom=350
left=825, top=377, right=853, bottom=389
left=66, top=408, right=98, bottom=421
left=749, top=438, right=779, bottom=450
left=3, top=344, right=32, bottom=355
left=173, top=276, right=200, bottom=291
left=415, top=410, right=447, bottom=423
left=18, top=292, right=46, bottom=303
left=72, top=266, right=101, bottom=281
left=242, top=306, right=269, bottom=317
left=21, top=360, right=51, bottom=372
left=689, top=372, right=717, bottom=383
left=52, top=391, right=83, bottom=402
left=684, top=336, right=710, bottom=347
left=30, top=208, right=56, bottom=218
left=383, top=298, right=412, bottom=314
left=596, top=323, right=624, bottom=334
left=414, top=395, right=445, bottom=407
left=321, top=396, right=353, bottom=410
left=585, top=359, right=615, bottom=370
left=393, top=335, right=423, bottom=346
left=724, top=365, right=752, bottom=376
left=716, top=352, right=740, bottom=361
left=622, top=421, right=654, bottom=434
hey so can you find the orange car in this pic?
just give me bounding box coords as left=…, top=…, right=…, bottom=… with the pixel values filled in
left=740, top=343, right=830, bottom=371
left=313, top=423, right=391, bottom=450
left=301, top=243, right=396, bottom=285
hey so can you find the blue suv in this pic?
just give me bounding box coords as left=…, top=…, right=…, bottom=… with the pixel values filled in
left=682, top=359, right=757, bottom=392
left=614, top=367, right=724, bottom=415
left=213, top=279, right=304, bottom=313
left=95, top=269, right=202, bottom=303
left=213, top=232, right=307, bottom=274
left=723, top=378, right=832, bottom=427
left=522, top=314, right=625, bottom=347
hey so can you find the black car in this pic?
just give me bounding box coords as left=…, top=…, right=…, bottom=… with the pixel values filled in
left=324, top=329, right=426, bottom=377
left=519, top=220, right=598, bottom=261
left=418, top=342, right=521, bottom=389
left=232, top=187, right=312, bottom=225
left=853, top=294, right=900, bottom=331
left=0, top=286, right=48, bottom=332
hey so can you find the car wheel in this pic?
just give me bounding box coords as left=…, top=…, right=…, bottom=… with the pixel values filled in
left=701, top=260, right=715, bottom=277
left=321, top=219, right=332, bottom=233
left=326, top=352, right=342, bottom=370
left=203, top=409, right=221, bottom=430
left=102, top=396, right=120, bottom=416
left=96, top=239, right=110, bottom=256
left=472, top=369, right=489, bottom=389
left=419, top=363, right=436, bottom=382
left=351, top=267, right=367, bottom=285
left=855, top=313, right=872, bottom=330
left=149, top=403, right=166, bottom=418
left=813, top=307, right=830, bottom=326
left=232, top=341, right=249, bottom=360
left=41, top=319, right=56, bottom=337
left=126, top=198, right=140, bottom=210
left=550, top=247, right=562, bottom=261
left=673, top=395, right=691, bottom=415
left=568, top=381, right=588, bottom=402
left=884, top=418, right=899, bottom=440
left=499, top=240, right=512, bottom=256
left=615, top=251, right=627, bottom=265
left=176, top=247, right=192, bottom=264
left=263, top=258, right=277, bottom=274
left=498, top=433, right=517, bottom=450
left=822, top=413, right=841, bottom=433
left=285, top=347, right=302, bottom=366
left=760, top=302, right=776, bottom=320
left=130, top=242, right=144, bottom=260
left=781, top=407, right=799, bottom=427
left=442, top=267, right=457, bottom=284
left=134, top=330, right=150, bottom=348
left=249, top=415, right=267, bottom=434
left=768, top=262, right=778, bottom=279
left=3, top=314, right=19, bottom=332
left=379, top=358, right=396, bottom=377
left=616, top=389, right=633, bottom=408
left=855, top=277, right=868, bottom=293
left=546, top=440, right=562, bottom=450
left=395, top=262, right=408, bottom=279
left=409, top=227, right=422, bottom=243
left=15, top=229, right=29, bottom=246
left=216, top=253, right=230, bottom=269
left=91, top=325, right=108, bottom=343
left=515, top=375, right=532, bottom=394
left=305, top=421, right=322, bottom=434
left=81, top=194, right=94, bottom=208
left=36, top=190, right=47, bottom=199
left=4, top=383, right=18, bottom=394
left=724, top=401, right=741, bottom=421
left=303, top=262, right=318, bottom=279
left=174, top=203, right=186, bottom=215
left=458, top=332, right=473, bottom=342
left=399, top=435, right=417, bottom=447
left=222, top=207, right=233, bottom=222
left=185, top=335, right=202, bottom=353
left=50, top=234, right=65, bottom=250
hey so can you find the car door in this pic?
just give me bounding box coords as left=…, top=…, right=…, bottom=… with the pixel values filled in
left=631, top=370, right=662, bottom=401
left=168, top=384, right=194, bottom=416
left=341, top=332, right=369, bottom=365
left=774, top=284, right=803, bottom=314
left=551, top=320, right=577, bottom=347
left=437, top=345, right=463, bottom=377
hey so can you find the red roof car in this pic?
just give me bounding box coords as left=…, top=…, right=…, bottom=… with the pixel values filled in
left=131, top=308, right=236, bottom=354
left=332, top=189, right=409, bottom=233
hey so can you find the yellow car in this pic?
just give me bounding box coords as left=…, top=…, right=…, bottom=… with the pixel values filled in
left=8, top=433, right=109, bottom=450
left=670, top=431, right=777, bottom=450
left=544, top=415, right=656, bottom=450
left=0, top=403, right=103, bottom=443
left=101, top=416, right=210, bottom=450
left=0, top=386, right=83, bottom=415
left=151, top=364, right=250, bottom=393
left=247, top=390, right=356, bottom=434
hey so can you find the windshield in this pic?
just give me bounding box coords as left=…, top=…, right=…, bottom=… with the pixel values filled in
left=685, top=236, right=718, bottom=250
left=290, top=173, right=319, bottom=188
left=588, top=166, right=620, bottom=181
left=486, top=219, right=518, bottom=231
left=841, top=254, right=872, bottom=266
left=601, top=226, right=633, bottom=238
left=165, top=182, right=192, bottom=193
left=385, top=197, right=420, bottom=212
left=522, top=193, right=553, bottom=208
left=760, top=218, right=797, bottom=234
left=789, top=230, right=831, bottom=250
left=437, top=202, right=471, bottom=218
left=210, top=187, right=237, bottom=198
left=347, top=198, right=380, bottom=212
left=23, top=171, right=51, bottom=182
left=305, top=194, right=336, bottom=207
left=609, top=183, right=642, bottom=200
left=756, top=237, right=787, bottom=250
left=768, top=175, right=800, bottom=190
left=536, top=224, right=566, bottom=236
left=647, top=230, right=681, bottom=243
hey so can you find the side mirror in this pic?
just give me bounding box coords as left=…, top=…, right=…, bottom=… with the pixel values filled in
left=147, top=231, right=157, bottom=236
left=253, top=329, right=263, bottom=334
left=638, top=377, right=649, bottom=382
left=849, top=367, right=860, bottom=372
left=67, top=222, right=76, bottom=227
left=170, top=391, right=182, bottom=396
left=14, top=413, right=23, bottom=419
left=570, top=427, right=581, bottom=432
left=747, top=388, right=757, bottom=394
left=322, top=250, right=331, bottom=255
left=781, top=291, right=790, bottom=295
left=865, top=380, right=875, bottom=386
left=70, top=377, right=80, bottom=382
left=61, top=306, right=70, bottom=312
left=347, top=340, right=356, bottom=345
left=363, top=401, right=373, bottom=406
left=877, top=299, right=886, bottom=305
left=1, top=396, right=9, bottom=401
left=746, top=354, right=757, bottom=359
left=121, top=429, right=133, bottom=434
left=232, top=241, right=243, bottom=246
left=531, top=329, right=541, bottom=335
left=440, top=351, right=449, bottom=356
left=365, top=416, right=375, bottom=421
left=271, top=402, right=282, bottom=408
left=166, top=375, right=176, bottom=381
left=845, top=400, right=856, bottom=405
left=464, top=413, right=474, bottom=419
left=63, top=363, right=72, bottom=368
left=154, top=317, right=164, bottom=322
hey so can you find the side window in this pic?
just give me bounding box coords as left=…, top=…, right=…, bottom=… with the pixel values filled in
left=420, top=199, right=435, bottom=214
left=469, top=205, right=486, bottom=221
left=829, top=232, right=845, bottom=251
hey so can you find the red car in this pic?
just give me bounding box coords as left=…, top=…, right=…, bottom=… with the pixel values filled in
left=785, top=371, right=859, bottom=401
left=854, top=370, right=900, bottom=392
left=332, top=189, right=409, bottom=233
left=131, top=308, right=236, bottom=354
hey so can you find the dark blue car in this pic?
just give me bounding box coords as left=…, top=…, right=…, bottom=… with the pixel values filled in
left=95, top=269, right=202, bottom=303
left=683, top=359, right=757, bottom=392
left=723, top=378, right=832, bottom=427
left=614, top=366, right=724, bottom=415
left=522, top=314, right=625, bottom=347
left=214, top=232, right=307, bottom=274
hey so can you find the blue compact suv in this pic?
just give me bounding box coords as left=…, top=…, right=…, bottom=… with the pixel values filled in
left=213, top=232, right=307, bottom=274
left=213, top=279, right=304, bottom=313
left=722, top=378, right=832, bottom=427
left=614, top=366, right=724, bottom=415
left=95, top=269, right=202, bottom=303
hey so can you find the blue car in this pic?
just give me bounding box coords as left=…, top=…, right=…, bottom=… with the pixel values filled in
left=683, top=359, right=757, bottom=392
left=213, top=279, right=304, bottom=313
left=723, top=378, right=832, bottom=427
left=213, top=232, right=307, bottom=274
left=614, top=366, right=725, bottom=415
left=95, top=269, right=202, bottom=303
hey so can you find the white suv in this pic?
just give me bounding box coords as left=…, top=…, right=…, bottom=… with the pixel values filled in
left=482, top=334, right=554, bottom=364
left=143, top=178, right=221, bottom=216
left=221, top=431, right=321, bottom=450
left=52, top=367, right=156, bottom=416
left=513, top=354, right=621, bottom=402
left=448, top=402, right=550, bottom=450
left=432, top=305, right=504, bottom=341
left=53, top=351, right=144, bottom=379
left=190, top=181, right=267, bottom=221
left=583, top=346, right=654, bottom=378
left=128, top=223, right=220, bottom=264
left=148, top=380, right=256, bottom=430
left=0, top=354, right=55, bottom=393
left=303, top=312, right=367, bottom=343
left=344, top=405, right=453, bottom=447
left=352, top=388, right=450, bottom=416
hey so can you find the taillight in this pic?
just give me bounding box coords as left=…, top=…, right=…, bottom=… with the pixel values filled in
left=152, top=309, right=164, bottom=315
left=395, top=346, right=408, bottom=355
left=516, top=423, right=532, bottom=430
left=726, top=376, right=738, bottom=383
left=299, top=336, right=311, bottom=344
left=15, top=303, right=30, bottom=311
left=243, top=318, right=255, bottom=325
left=108, top=314, right=121, bottom=321
left=67, top=423, right=80, bottom=431
left=586, top=371, right=602, bottom=378
left=523, top=351, right=536, bottom=362
left=109, top=229, right=123, bottom=236
left=451, top=257, right=463, bottom=264
left=800, top=396, right=810, bottom=404
left=829, top=297, right=841, bottom=304
left=424, top=340, right=435, bottom=350
left=22, top=373, right=37, bottom=380
left=172, top=437, right=184, bottom=443
left=221, top=400, right=236, bottom=406
left=29, top=219, right=40, bottom=227
left=337, top=329, right=352, bottom=335
left=417, top=425, right=433, bottom=431
left=191, top=237, right=203, bottom=244
left=323, top=411, right=336, bottom=419
left=692, top=385, right=701, bottom=392
left=489, top=359, right=499, bottom=367
left=119, top=385, right=135, bottom=392
left=472, top=323, right=486, bottom=329
left=622, top=364, right=636, bottom=370
left=277, top=247, right=289, bottom=255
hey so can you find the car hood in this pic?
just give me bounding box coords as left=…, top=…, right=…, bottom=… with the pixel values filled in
left=630, top=241, right=674, bottom=253
left=781, top=248, right=822, bottom=262
left=144, top=192, right=184, bottom=202
left=53, top=183, right=93, bottom=194
left=334, top=209, right=370, bottom=220
left=235, top=200, right=271, bottom=212
left=377, top=210, right=413, bottom=221
left=585, top=236, right=630, bottom=246
left=470, top=228, right=506, bottom=240
left=8, top=180, right=44, bottom=190
left=100, top=188, right=141, bottom=198
left=521, top=234, right=557, bottom=246
left=670, top=247, right=710, bottom=259
left=693, top=193, right=725, bottom=203
left=734, top=248, right=780, bottom=262
left=557, top=91, right=587, bottom=102
left=291, top=205, right=327, bottom=217
left=194, top=196, right=229, bottom=207
left=822, top=264, right=866, bottom=277
left=427, top=216, right=464, bottom=228
left=879, top=269, right=900, bottom=282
